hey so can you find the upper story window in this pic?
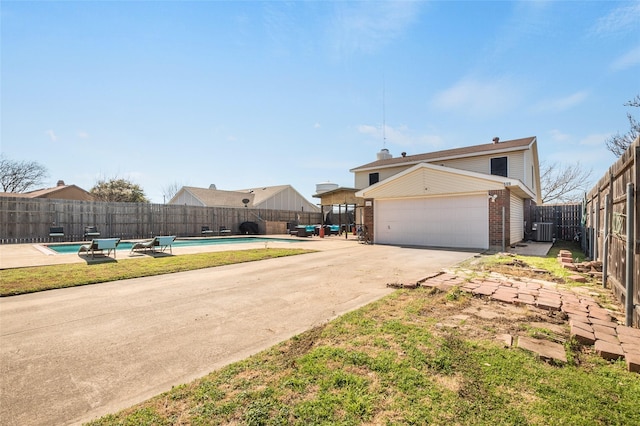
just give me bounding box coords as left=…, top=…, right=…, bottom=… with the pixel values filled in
left=369, top=172, right=380, bottom=185
left=491, top=157, right=508, bottom=177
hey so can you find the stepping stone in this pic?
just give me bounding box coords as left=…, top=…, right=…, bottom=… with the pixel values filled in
left=592, top=324, right=619, bottom=337
left=594, top=331, right=620, bottom=345
left=516, top=293, right=536, bottom=305
left=571, top=324, right=596, bottom=345
left=517, top=336, right=567, bottom=364
left=588, top=309, right=612, bottom=322
left=595, top=340, right=625, bottom=361
left=588, top=317, right=617, bottom=328
left=626, top=353, right=640, bottom=373
left=536, top=298, right=562, bottom=312
left=562, top=303, right=589, bottom=315
left=617, top=325, right=640, bottom=339
left=472, top=285, right=498, bottom=296
left=497, top=334, right=513, bottom=347
left=621, top=342, right=640, bottom=356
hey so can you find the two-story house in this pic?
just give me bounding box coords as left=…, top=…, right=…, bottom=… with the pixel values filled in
left=351, top=136, right=542, bottom=250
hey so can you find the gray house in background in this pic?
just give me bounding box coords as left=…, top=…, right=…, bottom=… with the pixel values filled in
left=168, top=184, right=320, bottom=213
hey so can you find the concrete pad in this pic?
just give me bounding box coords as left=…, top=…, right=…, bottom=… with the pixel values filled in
left=507, top=242, right=552, bottom=256
left=0, top=241, right=477, bottom=426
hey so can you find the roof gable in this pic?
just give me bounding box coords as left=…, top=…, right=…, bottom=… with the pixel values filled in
left=233, top=185, right=289, bottom=206
left=356, top=163, right=535, bottom=200
left=179, top=186, right=254, bottom=207
left=3, top=184, right=95, bottom=201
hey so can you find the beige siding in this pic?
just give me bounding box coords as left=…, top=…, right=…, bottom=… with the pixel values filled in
left=362, top=167, right=505, bottom=199
left=172, top=190, right=205, bottom=206
left=440, top=151, right=525, bottom=182
left=354, top=165, right=408, bottom=189
left=523, top=149, right=535, bottom=193
left=356, top=151, right=530, bottom=191
left=254, top=188, right=318, bottom=212
left=510, top=192, right=524, bottom=243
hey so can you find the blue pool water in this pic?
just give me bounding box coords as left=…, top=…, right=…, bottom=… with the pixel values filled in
left=45, top=237, right=304, bottom=254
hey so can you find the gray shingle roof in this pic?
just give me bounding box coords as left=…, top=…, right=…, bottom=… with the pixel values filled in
left=350, top=136, right=536, bottom=171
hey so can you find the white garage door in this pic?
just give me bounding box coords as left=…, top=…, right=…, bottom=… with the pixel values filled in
left=374, top=194, right=489, bottom=249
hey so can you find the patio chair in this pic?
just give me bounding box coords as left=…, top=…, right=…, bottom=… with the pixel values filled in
left=83, top=226, right=101, bottom=239
left=219, top=226, right=232, bottom=235
left=78, top=238, right=120, bottom=258
left=201, top=226, right=214, bottom=236
left=49, top=226, right=64, bottom=239
left=130, top=236, right=176, bottom=254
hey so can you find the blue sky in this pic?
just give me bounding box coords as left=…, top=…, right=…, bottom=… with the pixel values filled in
left=2, top=1, right=639, bottom=204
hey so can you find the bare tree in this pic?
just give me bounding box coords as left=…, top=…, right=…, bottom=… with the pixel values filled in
left=0, top=155, right=49, bottom=192
left=90, top=177, right=149, bottom=203
left=605, top=95, right=640, bottom=157
left=161, top=181, right=184, bottom=203
left=540, top=161, right=593, bottom=204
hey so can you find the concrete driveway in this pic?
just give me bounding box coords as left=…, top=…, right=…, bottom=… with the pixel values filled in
left=0, top=239, right=476, bottom=425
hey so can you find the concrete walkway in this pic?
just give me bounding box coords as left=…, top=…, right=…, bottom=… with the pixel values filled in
left=0, top=237, right=476, bottom=426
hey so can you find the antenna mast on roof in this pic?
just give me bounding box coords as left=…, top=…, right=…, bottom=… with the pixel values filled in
left=382, top=77, right=386, bottom=149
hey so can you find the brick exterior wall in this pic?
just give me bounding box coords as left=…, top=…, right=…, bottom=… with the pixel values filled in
left=363, top=199, right=374, bottom=242
left=489, top=189, right=510, bottom=250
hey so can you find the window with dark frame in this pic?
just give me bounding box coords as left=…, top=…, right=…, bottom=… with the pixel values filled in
left=491, top=157, right=508, bottom=177
left=369, top=172, right=379, bottom=185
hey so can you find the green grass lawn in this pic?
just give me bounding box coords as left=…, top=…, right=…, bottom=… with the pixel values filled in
left=7, top=240, right=638, bottom=425
left=0, top=248, right=315, bottom=296
left=86, top=287, right=640, bottom=426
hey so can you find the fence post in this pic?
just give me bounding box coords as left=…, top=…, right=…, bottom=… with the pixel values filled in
left=626, top=183, right=635, bottom=327
left=602, top=193, right=610, bottom=289
left=592, top=199, right=600, bottom=260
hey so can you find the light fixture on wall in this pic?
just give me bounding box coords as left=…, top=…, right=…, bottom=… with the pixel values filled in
left=489, top=194, right=498, bottom=202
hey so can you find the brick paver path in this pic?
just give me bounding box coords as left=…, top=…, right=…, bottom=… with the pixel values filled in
left=420, top=272, right=640, bottom=373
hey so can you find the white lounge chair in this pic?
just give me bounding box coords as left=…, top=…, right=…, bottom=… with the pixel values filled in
left=130, top=236, right=176, bottom=254
left=78, top=238, right=120, bottom=258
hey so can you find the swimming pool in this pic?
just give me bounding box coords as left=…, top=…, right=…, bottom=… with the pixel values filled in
left=44, top=237, right=305, bottom=254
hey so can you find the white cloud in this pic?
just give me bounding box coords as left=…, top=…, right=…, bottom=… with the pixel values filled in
left=329, top=1, right=421, bottom=58
left=533, top=91, right=589, bottom=113
left=579, top=133, right=610, bottom=147
left=77, top=131, right=89, bottom=139
left=313, top=122, right=321, bottom=129
left=592, top=2, right=640, bottom=36
left=549, top=129, right=571, bottom=142
left=431, top=77, right=522, bottom=118
left=45, top=130, right=58, bottom=142
left=611, top=45, right=640, bottom=71
left=357, top=124, right=443, bottom=149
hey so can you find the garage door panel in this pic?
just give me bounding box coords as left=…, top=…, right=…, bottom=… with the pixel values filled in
left=375, top=195, right=488, bottom=249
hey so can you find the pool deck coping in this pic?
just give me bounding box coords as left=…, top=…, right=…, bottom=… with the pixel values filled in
left=0, top=235, right=360, bottom=269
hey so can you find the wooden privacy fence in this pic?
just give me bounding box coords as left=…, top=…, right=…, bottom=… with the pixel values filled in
left=0, top=197, right=322, bottom=244
left=530, top=203, right=582, bottom=241
left=584, top=136, right=640, bottom=327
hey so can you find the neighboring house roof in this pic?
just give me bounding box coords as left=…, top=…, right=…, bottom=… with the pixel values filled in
left=169, top=184, right=320, bottom=212
left=355, top=163, right=536, bottom=200
left=233, top=185, right=289, bottom=206
left=0, top=182, right=94, bottom=201
left=171, top=187, right=255, bottom=207
left=350, top=136, right=536, bottom=172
